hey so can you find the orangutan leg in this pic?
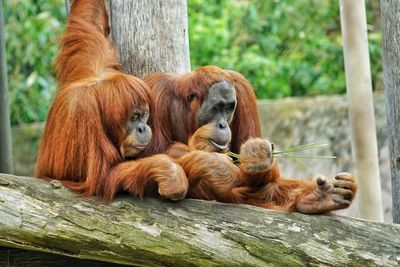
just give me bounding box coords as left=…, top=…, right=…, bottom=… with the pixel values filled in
left=237, top=138, right=357, bottom=213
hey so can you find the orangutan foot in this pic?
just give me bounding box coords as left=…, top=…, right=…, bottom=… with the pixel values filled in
left=296, top=172, right=357, bottom=214
left=239, top=138, right=275, bottom=175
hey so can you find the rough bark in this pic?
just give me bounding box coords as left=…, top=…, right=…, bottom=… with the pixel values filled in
left=65, top=0, right=190, bottom=78
left=0, top=173, right=399, bottom=266
left=0, top=0, right=13, bottom=174
left=107, top=0, right=190, bottom=78
left=339, top=0, right=384, bottom=221
left=381, top=0, right=400, bottom=224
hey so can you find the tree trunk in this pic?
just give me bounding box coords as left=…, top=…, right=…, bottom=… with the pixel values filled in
left=0, top=173, right=399, bottom=266
left=107, top=0, right=191, bottom=78
left=65, top=0, right=191, bottom=78
left=339, top=0, right=383, bottom=221
left=0, top=0, right=13, bottom=174
left=380, top=0, right=400, bottom=224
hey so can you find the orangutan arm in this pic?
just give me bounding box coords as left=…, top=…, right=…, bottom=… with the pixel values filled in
left=165, top=142, right=242, bottom=199
left=102, top=154, right=189, bottom=202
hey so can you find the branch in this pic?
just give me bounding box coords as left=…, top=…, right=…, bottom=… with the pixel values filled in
left=0, top=173, right=399, bottom=266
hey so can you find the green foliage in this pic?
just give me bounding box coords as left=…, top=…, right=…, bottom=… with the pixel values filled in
left=4, top=0, right=65, bottom=124
left=5, top=0, right=382, bottom=124
left=188, top=0, right=382, bottom=99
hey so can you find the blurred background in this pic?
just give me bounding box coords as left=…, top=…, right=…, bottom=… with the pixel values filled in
left=4, top=0, right=382, bottom=124
left=3, top=1, right=389, bottom=220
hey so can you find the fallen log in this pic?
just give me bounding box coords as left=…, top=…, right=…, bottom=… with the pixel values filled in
left=0, top=173, right=399, bottom=266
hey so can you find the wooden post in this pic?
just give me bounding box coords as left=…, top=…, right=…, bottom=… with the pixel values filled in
left=107, top=0, right=191, bottom=78
left=381, top=0, right=400, bottom=224
left=339, top=0, right=383, bottom=221
left=0, top=0, right=13, bottom=174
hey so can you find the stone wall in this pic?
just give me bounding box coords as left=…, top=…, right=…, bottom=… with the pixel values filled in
left=10, top=93, right=392, bottom=221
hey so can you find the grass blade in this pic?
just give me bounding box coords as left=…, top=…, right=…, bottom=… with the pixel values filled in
left=293, top=158, right=311, bottom=171
left=273, top=143, right=329, bottom=154
left=274, top=154, right=337, bottom=159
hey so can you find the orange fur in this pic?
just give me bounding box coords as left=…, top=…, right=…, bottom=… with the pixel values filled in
left=144, top=67, right=357, bottom=213
left=35, top=0, right=188, bottom=201
left=144, top=66, right=261, bottom=154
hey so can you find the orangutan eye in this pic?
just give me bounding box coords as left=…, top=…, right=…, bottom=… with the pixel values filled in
left=187, top=93, right=196, bottom=102
left=226, top=102, right=236, bottom=112
left=130, top=113, right=140, bottom=121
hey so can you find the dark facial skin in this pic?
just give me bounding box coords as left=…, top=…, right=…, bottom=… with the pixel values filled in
left=120, top=104, right=152, bottom=158
left=196, top=81, right=237, bottom=150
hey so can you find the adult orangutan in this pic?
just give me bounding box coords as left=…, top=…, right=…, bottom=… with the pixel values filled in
left=144, top=67, right=357, bottom=213
left=35, top=0, right=192, bottom=201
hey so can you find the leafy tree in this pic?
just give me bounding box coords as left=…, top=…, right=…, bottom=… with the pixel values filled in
left=4, top=0, right=65, bottom=124
left=4, top=0, right=382, bottom=124
left=188, top=0, right=382, bottom=99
